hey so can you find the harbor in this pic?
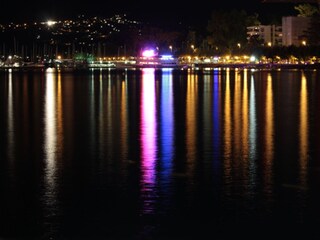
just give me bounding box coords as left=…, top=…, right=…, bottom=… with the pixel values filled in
left=1, top=54, right=320, bottom=70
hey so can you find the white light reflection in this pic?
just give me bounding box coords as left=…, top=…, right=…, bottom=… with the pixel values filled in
left=140, top=68, right=157, bottom=214
left=248, top=75, right=257, bottom=189
left=7, top=69, right=14, bottom=160
left=43, top=68, right=58, bottom=221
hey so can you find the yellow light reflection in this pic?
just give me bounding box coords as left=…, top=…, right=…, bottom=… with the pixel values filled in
left=299, top=73, right=308, bottom=186
left=264, top=73, right=274, bottom=196
left=224, top=69, right=232, bottom=178
left=249, top=75, right=257, bottom=159
left=186, top=72, right=198, bottom=164
left=234, top=70, right=241, bottom=159
left=105, top=69, right=114, bottom=160
left=57, top=70, right=63, bottom=156
left=120, top=79, right=128, bottom=160
left=242, top=69, right=249, bottom=160
left=265, top=74, right=274, bottom=165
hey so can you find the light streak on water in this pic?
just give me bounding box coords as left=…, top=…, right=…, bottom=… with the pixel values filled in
left=140, top=68, right=157, bottom=214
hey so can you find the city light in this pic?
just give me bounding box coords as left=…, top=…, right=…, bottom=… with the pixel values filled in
left=141, top=49, right=156, bottom=57
left=46, top=20, right=57, bottom=26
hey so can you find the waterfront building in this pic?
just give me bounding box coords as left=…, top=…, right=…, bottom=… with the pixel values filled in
left=247, top=24, right=283, bottom=46
left=282, top=16, right=311, bottom=46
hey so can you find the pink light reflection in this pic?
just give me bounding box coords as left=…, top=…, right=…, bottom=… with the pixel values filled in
left=141, top=68, right=157, bottom=183
left=140, top=68, right=157, bottom=214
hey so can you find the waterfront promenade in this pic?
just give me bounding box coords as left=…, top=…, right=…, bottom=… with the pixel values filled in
left=1, top=61, right=320, bottom=70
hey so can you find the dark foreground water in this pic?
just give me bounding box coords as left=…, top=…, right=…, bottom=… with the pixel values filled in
left=1, top=67, right=320, bottom=239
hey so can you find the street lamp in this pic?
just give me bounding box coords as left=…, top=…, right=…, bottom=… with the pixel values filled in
left=191, top=45, right=195, bottom=55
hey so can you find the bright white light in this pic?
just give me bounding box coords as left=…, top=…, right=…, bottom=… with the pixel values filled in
left=47, top=20, right=57, bottom=26
left=160, top=55, right=174, bottom=60
left=213, top=56, right=219, bottom=62
left=142, top=49, right=156, bottom=57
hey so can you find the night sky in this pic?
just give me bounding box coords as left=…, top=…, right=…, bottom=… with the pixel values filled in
left=3, top=0, right=298, bottom=25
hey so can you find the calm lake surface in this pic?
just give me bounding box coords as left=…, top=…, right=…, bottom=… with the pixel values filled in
left=1, top=67, right=320, bottom=239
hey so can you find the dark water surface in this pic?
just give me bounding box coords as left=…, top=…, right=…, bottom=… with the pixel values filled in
left=1, top=67, right=320, bottom=239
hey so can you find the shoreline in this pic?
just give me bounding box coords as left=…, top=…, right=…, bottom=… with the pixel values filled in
left=1, top=62, right=320, bottom=70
